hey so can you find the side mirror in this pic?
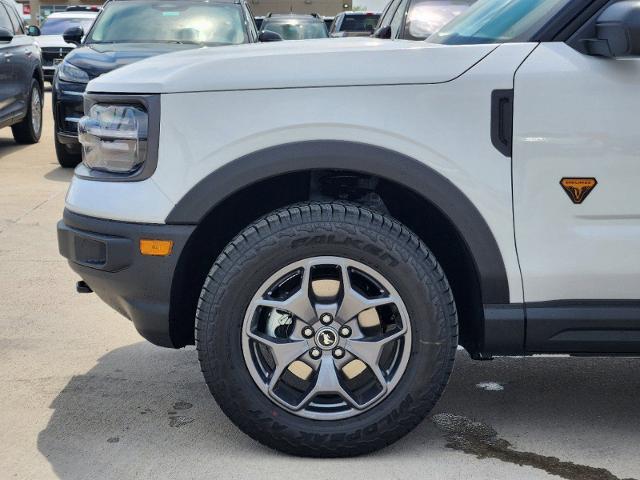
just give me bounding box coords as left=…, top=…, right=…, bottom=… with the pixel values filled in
left=27, top=25, right=41, bottom=36
left=63, top=26, right=84, bottom=46
left=258, top=30, right=283, bottom=42
left=372, top=25, right=391, bottom=39
left=584, top=0, right=640, bottom=57
left=0, top=27, right=13, bottom=43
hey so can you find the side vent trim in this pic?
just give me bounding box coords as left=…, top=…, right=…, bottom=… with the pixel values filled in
left=491, top=89, right=514, bottom=157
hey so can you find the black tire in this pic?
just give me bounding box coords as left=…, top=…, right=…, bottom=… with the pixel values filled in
left=11, top=79, right=42, bottom=144
left=196, top=203, right=458, bottom=457
left=55, top=134, right=82, bottom=168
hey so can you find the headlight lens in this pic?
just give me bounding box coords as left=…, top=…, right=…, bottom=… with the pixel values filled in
left=57, top=61, right=90, bottom=84
left=78, top=104, right=149, bottom=174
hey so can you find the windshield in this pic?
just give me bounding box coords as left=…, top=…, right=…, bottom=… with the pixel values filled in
left=427, top=0, right=571, bottom=45
left=262, top=19, right=328, bottom=40
left=405, top=1, right=473, bottom=40
left=41, top=17, right=96, bottom=35
left=338, top=14, right=380, bottom=32
left=86, top=1, right=246, bottom=46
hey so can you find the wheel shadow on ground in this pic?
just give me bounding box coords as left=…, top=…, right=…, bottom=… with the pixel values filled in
left=37, top=344, right=640, bottom=480
left=44, top=166, right=74, bottom=183
left=0, top=137, right=30, bottom=157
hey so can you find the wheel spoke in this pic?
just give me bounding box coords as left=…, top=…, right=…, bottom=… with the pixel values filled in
left=336, top=263, right=394, bottom=322
left=258, top=266, right=315, bottom=322
left=247, top=331, right=309, bottom=388
left=294, top=357, right=360, bottom=410
left=345, top=328, right=406, bottom=387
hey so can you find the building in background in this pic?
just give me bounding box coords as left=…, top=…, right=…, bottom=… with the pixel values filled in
left=249, top=0, right=351, bottom=17
left=16, top=0, right=101, bottom=24
left=16, top=0, right=351, bottom=24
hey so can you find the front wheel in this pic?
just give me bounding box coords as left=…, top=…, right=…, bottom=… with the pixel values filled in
left=11, top=80, right=42, bottom=144
left=54, top=134, right=82, bottom=168
left=196, top=203, right=458, bottom=457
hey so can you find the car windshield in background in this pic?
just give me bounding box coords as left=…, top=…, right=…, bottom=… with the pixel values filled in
left=427, top=0, right=571, bottom=45
left=41, top=17, right=95, bottom=35
left=86, top=1, right=246, bottom=46
left=405, top=1, right=473, bottom=40
left=340, top=14, right=379, bottom=32
left=262, top=20, right=328, bottom=40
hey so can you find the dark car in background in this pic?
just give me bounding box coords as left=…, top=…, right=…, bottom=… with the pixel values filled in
left=323, top=16, right=333, bottom=30
left=259, top=13, right=328, bottom=40
left=37, top=10, right=98, bottom=82
left=373, top=0, right=473, bottom=40
left=53, top=0, right=261, bottom=167
left=328, top=11, right=380, bottom=37
left=0, top=0, right=43, bottom=144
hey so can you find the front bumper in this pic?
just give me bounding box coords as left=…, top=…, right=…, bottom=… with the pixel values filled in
left=57, top=209, right=195, bottom=347
left=43, top=66, right=55, bottom=82
left=52, top=78, right=87, bottom=146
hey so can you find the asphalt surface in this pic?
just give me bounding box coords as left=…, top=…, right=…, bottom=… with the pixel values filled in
left=1, top=92, right=639, bottom=480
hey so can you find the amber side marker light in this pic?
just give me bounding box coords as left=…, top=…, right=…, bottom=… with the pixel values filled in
left=140, top=239, right=174, bottom=256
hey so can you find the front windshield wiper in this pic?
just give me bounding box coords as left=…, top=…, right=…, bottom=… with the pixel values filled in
left=167, top=40, right=203, bottom=45
left=88, top=39, right=205, bottom=45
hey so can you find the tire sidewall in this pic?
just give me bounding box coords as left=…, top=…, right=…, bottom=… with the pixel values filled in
left=198, top=206, right=456, bottom=452
left=27, top=81, right=42, bottom=141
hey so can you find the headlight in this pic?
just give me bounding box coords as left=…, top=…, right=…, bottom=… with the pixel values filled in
left=57, top=61, right=90, bottom=84
left=78, top=104, right=149, bottom=174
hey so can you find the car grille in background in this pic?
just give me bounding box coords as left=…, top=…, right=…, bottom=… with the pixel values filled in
left=42, top=47, right=74, bottom=66
left=57, top=100, right=85, bottom=134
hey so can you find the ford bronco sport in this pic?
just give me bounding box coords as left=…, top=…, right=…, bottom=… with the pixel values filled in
left=57, top=0, right=640, bottom=457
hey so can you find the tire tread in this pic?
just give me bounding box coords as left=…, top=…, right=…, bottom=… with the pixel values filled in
left=196, top=202, right=458, bottom=457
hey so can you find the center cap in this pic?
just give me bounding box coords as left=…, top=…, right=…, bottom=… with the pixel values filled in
left=315, top=327, right=339, bottom=350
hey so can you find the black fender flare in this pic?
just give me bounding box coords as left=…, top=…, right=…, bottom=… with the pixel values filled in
left=165, top=140, right=510, bottom=304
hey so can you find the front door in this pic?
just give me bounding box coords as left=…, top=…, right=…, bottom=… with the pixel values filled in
left=512, top=41, right=640, bottom=351
left=0, top=2, right=17, bottom=122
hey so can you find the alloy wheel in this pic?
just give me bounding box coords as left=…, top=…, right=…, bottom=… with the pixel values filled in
left=31, top=86, right=42, bottom=137
left=242, top=256, right=412, bottom=420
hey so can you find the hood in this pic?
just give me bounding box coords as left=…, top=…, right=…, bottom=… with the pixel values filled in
left=64, top=42, right=203, bottom=80
left=35, top=35, right=76, bottom=49
left=87, top=38, right=498, bottom=94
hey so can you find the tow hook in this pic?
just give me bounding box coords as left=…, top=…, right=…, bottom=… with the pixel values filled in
left=76, top=281, right=93, bottom=294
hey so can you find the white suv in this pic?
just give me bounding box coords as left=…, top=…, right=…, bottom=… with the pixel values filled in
left=36, top=10, right=97, bottom=82
left=58, top=0, right=640, bottom=457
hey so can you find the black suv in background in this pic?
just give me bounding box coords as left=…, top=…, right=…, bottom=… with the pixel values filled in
left=0, top=0, right=43, bottom=144
left=52, top=0, right=261, bottom=167
left=328, top=11, right=380, bottom=37
left=259, top=13, right=328, bottom=40
left=373, top=0, right=473, bottom=40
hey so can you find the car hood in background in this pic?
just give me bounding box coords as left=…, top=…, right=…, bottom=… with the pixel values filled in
left=36, top=34, right=76, bottom=49
left=64, top=42, right=203, bottom=80
left=331, top=31, right=373, bottom=37
left=87, top=38, right=498, bottom=94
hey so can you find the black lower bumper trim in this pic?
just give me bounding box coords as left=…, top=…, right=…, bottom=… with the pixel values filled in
left=56, top=132, right=79, bottom=146
left=58, top=209, right=195, bottom=347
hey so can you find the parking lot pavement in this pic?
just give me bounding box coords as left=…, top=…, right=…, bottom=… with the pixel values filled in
left=1, top=92, right=639, bottom=480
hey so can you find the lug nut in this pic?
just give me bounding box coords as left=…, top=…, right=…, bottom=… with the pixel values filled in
left=309, top=348, right=322, bottom=359
left=302, top=327, right=314, bottom=338
left=333, top=347, right=345, bottom=359
left=339, top=326, right=352, bottom=338
left=320, top=313, right=333, bottom=325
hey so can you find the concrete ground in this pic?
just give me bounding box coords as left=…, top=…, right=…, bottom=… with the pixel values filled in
left=1, top=92, right=639, bottom=480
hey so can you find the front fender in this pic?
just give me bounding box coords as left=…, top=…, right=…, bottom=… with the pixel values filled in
left=165, top=140, right=510, bottom=306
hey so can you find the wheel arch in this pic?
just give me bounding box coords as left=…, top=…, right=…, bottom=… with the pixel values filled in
left=166, top=141, right=511, bottom=354
left=34, top=67, right=44, bottom=91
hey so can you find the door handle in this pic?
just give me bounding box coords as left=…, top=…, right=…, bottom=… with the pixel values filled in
left=4, top=53, right=13, bottom=59
left=24, top=49, right=32, bottom=56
